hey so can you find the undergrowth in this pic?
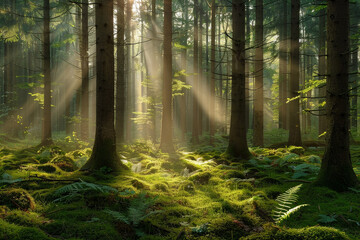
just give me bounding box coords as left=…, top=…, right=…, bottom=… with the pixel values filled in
left=0, top=137, right=359, bottom=239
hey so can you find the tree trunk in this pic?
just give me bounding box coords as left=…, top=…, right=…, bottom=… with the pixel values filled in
left=198, top=4, right=203, bottom=137
left=227, top=1, right=251, bottom=160
left=82, top=0, right=126, bottom=171
left=192, top=0, right=199, bottom=144
left=318, top=9, right=326, bottom=138
left=279, top=0, right=288, bottom=129
left=253, top=0, right=264, bottom=147
left=159, top=0, right=174, bottom=152
left=81, top=0, right=89, bottom=141
left=245, top=1, right=250, bottom=131
left=287, top=0, right=302, bottom=146
left=209, top=0, right=216, bottom=144
left=125, top=0, right=133, bottom=142
left=316, top=0, right=358, bottom=191
left=41, top=0, right=53, bottom=146
left=116, top=0, right=125, bottom=144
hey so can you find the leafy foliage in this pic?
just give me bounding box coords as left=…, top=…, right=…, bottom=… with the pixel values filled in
left=104, top=192, right=161, bottom=227
left=52, top=179, right=118, bottom=203
left=272, top=184, right=309, bottom=223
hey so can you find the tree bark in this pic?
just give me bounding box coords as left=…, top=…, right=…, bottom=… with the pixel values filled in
left=116, top=0, right=125, bottom=144
left=287, top=0, right=302, bottom=146
left=159, top=0, right=174, bottom=152
left=80, top=0, right=89, bottom=141
left=192, top=0, right=199, bottom=144
left=209, top=0, right=216, bottom=144
left=41, top=0, right=53, bottom=146
left=316, top=0, right=358, bottom=191
left=82, top=0, right=126, bottom=171
left=227, top=0, right=251, bottom=160
left=318, top=9, right=326, bottom=138
left=253, top=0, right=264, bottom=147
left=279, top=0, right=288, bottom=129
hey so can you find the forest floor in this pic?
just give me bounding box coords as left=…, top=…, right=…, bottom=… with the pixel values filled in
left=0, top=134, right=359, bottom=240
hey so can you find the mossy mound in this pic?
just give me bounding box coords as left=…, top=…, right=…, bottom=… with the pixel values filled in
left=178, top=180, right=196, bottom=193
left=51, top=156, right=77, bottom=172
left=0, top=219, right=53, bottom=240
left=130, top=178, right=150, bottom=190
left=288, top=146, right=305, bottom=155
left=241, top=226, right=351, bottom=240
left=0, top=188, right=35, bottom=210
left=4, top=210, right=47, bottom=227
left=189, top=171, right=212, bottom=185
left=37, top=164, right=57, bottom=173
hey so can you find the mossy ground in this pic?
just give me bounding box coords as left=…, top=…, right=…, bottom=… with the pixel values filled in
left=0, top=135, right=359, bottom=240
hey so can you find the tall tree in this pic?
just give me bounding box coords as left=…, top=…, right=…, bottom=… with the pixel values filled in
left=287, top=0, right=302, bottom=146
left=80, top=0, right=89, bottom=141
left=227, top=0, right=251, bottom=160
left=82, top=0, right=126, bottom=171
left=159, top=0, right=174, bottom=152
left=316, top=0, right=358, bottom=191
left=279, top=0, right=288, bottom=130
left=318, top=8, right=326, bottom=138
left=116, top=0, right=125, bottom=144
left=209, top=0, right=216, bottom=144
left=41, top=0, right=53, bottom=146
left=253, top=0, right=263, bottom=147
left=192, top=0, right=199, bottom=144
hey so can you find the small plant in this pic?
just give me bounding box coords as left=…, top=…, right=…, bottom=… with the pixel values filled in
left=272, top=184, right=309, bottom=224
left=104, top=192, right=161, bottom=237
left=317, top=214, right=337, bottom=223
left=52, top=179, right=118, bottom=203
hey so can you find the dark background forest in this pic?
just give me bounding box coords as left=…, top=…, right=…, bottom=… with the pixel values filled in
left=0, top=0, right=359, bottom=239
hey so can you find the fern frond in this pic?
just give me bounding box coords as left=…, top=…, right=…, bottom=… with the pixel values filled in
left=103, top=209, right=129, bottom=224
left=272, top=184, right=309, bottom=224
left=53, top=179, right=118, bottom=202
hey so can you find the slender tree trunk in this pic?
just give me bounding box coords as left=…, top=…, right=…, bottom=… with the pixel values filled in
left=253, top=0, right=263, bottom=147
left=80, top=0, right=89, bottom=141
left=287, top=0, right=302, bottom=146
left=316, top=0, right=358, bottom=191
left=227, top=0, right=251, bottom=160
left=180, top=0, right=188, bottom=141
left=159, top=0, right=174, bottom=152
left=116, top=0, right=125, bottom=144
left=41, top=0, right=53, bottom=146
left=82, top=0, right=126, bottom=171
left=279, top=0, right=288, bottom=129
left=198, top=4, right=203, bottom=137
left=192, top=0, right=199, bottom=144
left=210, top=0, right=216, bottom=144
left=318, top=9, right=326, bottom=138
left=245, top=1, right=250, bottom=131
left=125, top=0, right=133, bottom=142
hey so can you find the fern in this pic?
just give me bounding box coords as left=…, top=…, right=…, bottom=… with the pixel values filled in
left=272, top=184, right=309, bottom=223
left=104, top=192, right=161, bottom=226
left=53, top=179, right=118, bottom=203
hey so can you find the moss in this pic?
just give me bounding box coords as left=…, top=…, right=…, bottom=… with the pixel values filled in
left=4, top=210, right=47, bottom=227
left=206, top=215, right=248, bottom=239
left=221, top=170, right=245, bottom=179
left=189, top=171, right=212, bottom=185
left=51, top=155, right=78, bottom=172
left=240, top=226, right=351, bottom=240
left=0, top=188, right=35, bottom=210
left=131, top=178, right=150, bottom=190
left=178, top=180, right=196, bottom=193
left=37, top=164, right=57, bottom=173
left=0, top=219, right=53, bottom=240
left=258, top=177, right=282, bottom=185
left=153, top=183, right=168, bottom=192
left=288, top=146, right=305, bottom=155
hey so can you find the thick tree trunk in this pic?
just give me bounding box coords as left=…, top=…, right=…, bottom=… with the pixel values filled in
left=279, top=0, right=288, bottom=129
left=253, top=0, right=264, bottom=147
left=116, top=0, right=125, bottom=144
left=159, top=0, right=174, bottom=152
left=41, top=0, right=53, bottom=146
left=245, top=1, right=250, bottom=131
left=192, top=0, right=199, bottom=144
left=82, top=0, right=126, bottom=171
left=81, top=0, right=89, bottom=141
left=227, top=1, right=251, bottom=160
left=287, top=0, right=302, bottom=146
left=209, top=0, right=216, bottom=144
left=316, top=0, right=358, bottom=191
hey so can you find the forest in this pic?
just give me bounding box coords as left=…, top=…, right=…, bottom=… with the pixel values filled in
left=0, top=0, right=359, bottom=239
